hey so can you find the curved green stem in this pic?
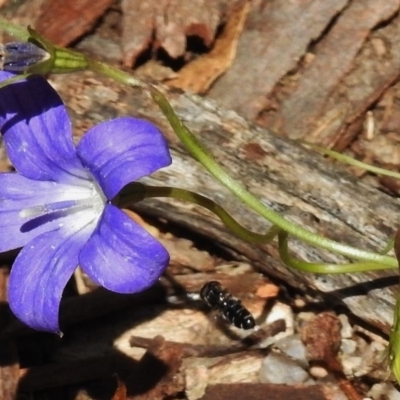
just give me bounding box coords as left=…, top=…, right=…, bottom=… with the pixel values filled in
left=120, top=182, right=393, bottom=274
left=278, top=230, right=391, bottom=273
left=149, top=87, right=397, bottom=268
left=118, top=183, right=280, bottom=244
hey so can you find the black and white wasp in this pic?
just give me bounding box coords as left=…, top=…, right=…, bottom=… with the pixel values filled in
left=200, top=281, right=256, bottom=330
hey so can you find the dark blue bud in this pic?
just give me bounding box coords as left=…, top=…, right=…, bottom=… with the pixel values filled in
left=0, top=41, right=49, bottom=72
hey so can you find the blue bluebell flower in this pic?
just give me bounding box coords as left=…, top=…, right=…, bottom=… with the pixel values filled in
left=0, top=72, right=171, bottom=332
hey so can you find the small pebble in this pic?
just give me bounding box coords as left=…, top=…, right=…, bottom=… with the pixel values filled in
left=259, top=351, right=309, bottom=384
left=338, top=314, right=352, bottom=339
left=294, top=298, right=306, bottom=308
left=341, top=356, right=362, bottom=376
left=341, top=338, right=357, bottom=355
left=309, top=365, right=328, bottom=379
left=369, top=382, right=400, bottom=400
left=274, top=334, right=308, bottom=366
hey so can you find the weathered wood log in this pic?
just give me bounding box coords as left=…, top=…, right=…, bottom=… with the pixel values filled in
left=49, top=70, right=400, bottom=333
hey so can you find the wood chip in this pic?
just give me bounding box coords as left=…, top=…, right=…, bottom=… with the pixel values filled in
left=166, top=0, right=250, bottom=94
left=35, top=0, right=115, bottom=47
left=121, top=0, right=226, bottom=66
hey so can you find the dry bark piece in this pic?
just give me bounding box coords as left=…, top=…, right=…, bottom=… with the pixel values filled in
left=275, top=0, right=400, bottom=142
left=167, top=0, right=250, bottom=94
left=208, top=0, right=348, bottom=120
left=35, top=0, right=114, bottom=47
left=121, top=0, right=227, bottom=66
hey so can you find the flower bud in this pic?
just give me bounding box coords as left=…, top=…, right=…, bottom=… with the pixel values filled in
left=0, top=27, right=89, bottom=76
left=0, top=41, right=49, bottom=72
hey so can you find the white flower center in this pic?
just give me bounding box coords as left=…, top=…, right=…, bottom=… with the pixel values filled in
left=19, top=172, right=107, bottom=230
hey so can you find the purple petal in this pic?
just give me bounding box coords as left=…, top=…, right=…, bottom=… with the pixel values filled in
left=76, top=117, right=172, bottom=199
left=0, top=173, right=98, bottom=252
left=8, top=223, right=93, bottom=332
left=0, top=72, right=86, bottom=183
left=79, top=204, right=169, bottom=293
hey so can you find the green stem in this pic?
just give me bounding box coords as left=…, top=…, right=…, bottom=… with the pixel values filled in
left=0, top=17, right=30, bottom=41
left=278, top=231, right=391, bottom=273
left=87, top=59, right=146, bottom=88
left=301, top=141, right=400, bottom=180
left=149, top=87, right=397, bottom=268
left=118, top=183, right=280, bottom=244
